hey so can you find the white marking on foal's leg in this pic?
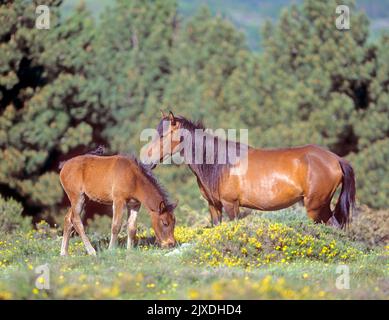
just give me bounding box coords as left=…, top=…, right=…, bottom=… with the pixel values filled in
left=109, top=201, right=126, bottom=250
left=127, top=209, right=138, bottom=249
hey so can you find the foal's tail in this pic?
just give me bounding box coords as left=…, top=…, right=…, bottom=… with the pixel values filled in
left=58, top=161, right=66, bottom=170
left=88, top=145, right=105, bottom=156
left=334, top=159, right=356, bottom=228
left=58, top=145, right=106, bottom=170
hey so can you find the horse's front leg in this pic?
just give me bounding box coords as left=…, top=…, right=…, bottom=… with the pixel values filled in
left=109, top=199, right=126, bottom=249
left=221, top=200, right=240, bottom=221
left=209, top=202, right=223, bottom=226
left=197, top=178, right=222, bottom=226
left=127, top=202, right=141, bottom=249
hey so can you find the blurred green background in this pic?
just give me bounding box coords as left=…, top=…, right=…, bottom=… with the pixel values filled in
left=1, top=0, right=388, bottom=226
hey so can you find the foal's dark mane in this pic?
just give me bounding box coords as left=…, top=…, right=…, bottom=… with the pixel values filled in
left=157, top=116, right=245, bottom=198
left=130, top=155, right=174, bottom=210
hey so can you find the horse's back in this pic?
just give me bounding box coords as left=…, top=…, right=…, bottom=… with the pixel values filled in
left=59, top=155, right=137, bottom=201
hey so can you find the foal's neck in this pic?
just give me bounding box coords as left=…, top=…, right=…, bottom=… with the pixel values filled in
left=136, top=176, right=165, bottom=213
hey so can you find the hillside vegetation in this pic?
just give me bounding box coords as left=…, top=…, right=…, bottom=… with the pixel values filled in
left=1, top=0, right=389, bottom=225
left=0, top=205, right=387, bottom=299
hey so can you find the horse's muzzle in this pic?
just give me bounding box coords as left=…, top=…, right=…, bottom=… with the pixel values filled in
left=161, top=240, right=176, bottom=249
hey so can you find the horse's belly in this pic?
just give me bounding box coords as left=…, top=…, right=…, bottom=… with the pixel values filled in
left=82, top=177, right=114, bottom=204
left=238, top=174, right=303, bottom=211
left=240, top=194, right=302, bottom=211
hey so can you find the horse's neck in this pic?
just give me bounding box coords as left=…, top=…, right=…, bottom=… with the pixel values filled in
left=183, top=132, right=218, bottom=200
left=183, top=130, right=247, bottom=167
left=183, top=129, right=249, bottom=201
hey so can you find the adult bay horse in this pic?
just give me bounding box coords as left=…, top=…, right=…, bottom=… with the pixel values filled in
left=59, top=152, right=177, bottom=256
left=143, top=111, right=355, bottom=229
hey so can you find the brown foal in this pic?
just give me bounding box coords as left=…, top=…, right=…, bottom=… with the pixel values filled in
left=59, top=153, right=177, bottom=256
left=144, top=112, right=356, bottom=229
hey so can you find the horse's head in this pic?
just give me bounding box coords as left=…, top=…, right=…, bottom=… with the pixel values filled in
left=144, top=111, right=182, bottom=168
left=151, top=201, right=177, bottom=248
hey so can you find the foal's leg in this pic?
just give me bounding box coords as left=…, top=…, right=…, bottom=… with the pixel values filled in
left=70, top=194, right=96, bottom=256
left=109, top=199, right=126, bottom=249
left=127, top=203, right=141, bottom=249
left=60, top=209, right=73, bottom=256
left=71, top=195, right=96, bottom=256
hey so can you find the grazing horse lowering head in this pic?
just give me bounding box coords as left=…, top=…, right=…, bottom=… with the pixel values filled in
left=59, top=151, right=178, bottom=256
left=151, top=201, right=177, bottom=248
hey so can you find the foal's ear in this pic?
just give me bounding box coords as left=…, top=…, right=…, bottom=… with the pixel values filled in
left=168, top=111, right=176, bottom=126
left=160, top=109, right=167, bottom=118
left=159, top=201, right=166, bottom=214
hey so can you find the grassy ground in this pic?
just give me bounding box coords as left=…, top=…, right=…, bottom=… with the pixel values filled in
left=0, top=209, right=387, bottom=299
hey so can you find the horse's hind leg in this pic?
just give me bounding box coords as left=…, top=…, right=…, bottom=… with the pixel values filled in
left=70, top=193, right=96, bottom=256
left=127, top=202, right=141, bottom=249
left=304, top=197, right=333, bottom=225
left=109, top=198, right=126, bottom=249
left=60, top=209, right=73, bottom=256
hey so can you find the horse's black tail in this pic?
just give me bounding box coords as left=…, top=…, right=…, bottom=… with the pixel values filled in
left=334, top=159, right=356, bottom=229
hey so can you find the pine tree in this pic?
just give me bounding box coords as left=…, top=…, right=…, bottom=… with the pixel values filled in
left=0, top=0, right=95, bottom=214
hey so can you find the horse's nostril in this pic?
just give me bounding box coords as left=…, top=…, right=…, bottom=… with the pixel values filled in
left=169, top=241, right=176, bottom=248
left=161, top=240, right=176, bottom=249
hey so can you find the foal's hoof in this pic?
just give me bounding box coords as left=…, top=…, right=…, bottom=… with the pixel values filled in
left=87, top=248, right=97, bottom=256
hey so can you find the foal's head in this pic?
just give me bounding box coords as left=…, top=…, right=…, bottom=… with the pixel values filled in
left=151, top=201, right=177, bottom=248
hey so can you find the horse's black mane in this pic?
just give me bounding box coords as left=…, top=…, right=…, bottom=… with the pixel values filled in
left=157, top=116, right=244, bottom=198
left=157, top=116, right=205, bottom=135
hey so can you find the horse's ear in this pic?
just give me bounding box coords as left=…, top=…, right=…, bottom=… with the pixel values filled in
left=168, top=111, right=176, bottom=126
left=159, top=201, right=166, bottom=214
left=160, top=109, right=166, bottom=118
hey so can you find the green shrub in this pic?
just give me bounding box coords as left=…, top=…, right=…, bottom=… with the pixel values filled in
left=86, top=215, right=113, bottom=237
left=175, top=211, right=368, bottom=269
left=348, top=206, right=389, bottom=248
left=0, top=196, right=31, bottom=234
